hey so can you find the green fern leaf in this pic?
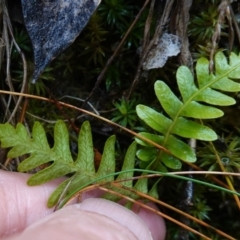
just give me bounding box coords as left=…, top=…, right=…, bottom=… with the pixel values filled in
left=0, top=120, right=144, bottom=207
left=136, top=51, right=240, bottom=166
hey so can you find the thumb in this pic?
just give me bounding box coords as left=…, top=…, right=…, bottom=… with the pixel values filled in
left=4, top=198, right=155, bottom=240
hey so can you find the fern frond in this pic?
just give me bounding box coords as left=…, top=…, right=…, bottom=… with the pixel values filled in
left=0, top=120, right=144, bottom=207
left=136, top=52, right=240, bottom=167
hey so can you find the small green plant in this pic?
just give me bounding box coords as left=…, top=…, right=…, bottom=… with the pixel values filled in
left=98, top=0, right=134, bottom=32
left=13, top=65, right=55, bottom=96
left=190, top=198, right=212, bottom=221
left=199, top=137, right=240, bottom=172
left=189, top=1, right=228, bottom=60
left=11, top=28, right=32, bottom=59
left=77, top=13, right=108, bottom=66
left=111, top=97, right=138, bottom=128
left=189, top=5, right=221, bottom=44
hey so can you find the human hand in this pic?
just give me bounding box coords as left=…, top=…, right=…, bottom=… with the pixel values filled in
left=0, top=170, right=166, bottom=240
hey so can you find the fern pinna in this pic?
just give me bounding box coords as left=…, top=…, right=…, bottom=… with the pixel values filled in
left=136, top=52, right=240, bottom=170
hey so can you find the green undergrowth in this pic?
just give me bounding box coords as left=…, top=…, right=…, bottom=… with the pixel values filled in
left=0, top=51, right=240, bottom=210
